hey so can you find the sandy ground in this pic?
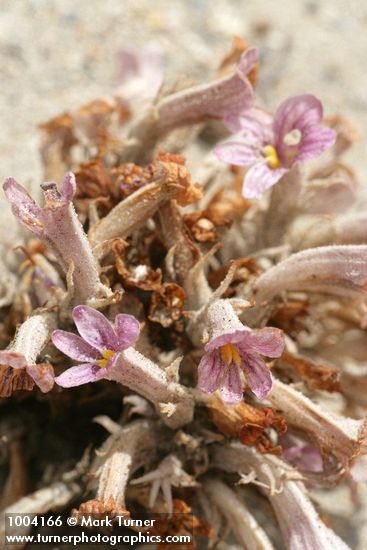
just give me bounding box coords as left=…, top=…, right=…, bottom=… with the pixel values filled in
left=1, top=0, right=366, bottom=184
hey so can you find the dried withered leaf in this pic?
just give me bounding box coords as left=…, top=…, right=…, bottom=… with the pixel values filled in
left=208, top=257, right=259, bottom=293
left=0, top=362, right=54, bottom=398
left=113, top=239, right=163, bottom=292
left=325, top=114, right=359, bottom=155
left=218, top=36, right=259, bottom=88
left=118, top=262, right=162, bottom=292
left=145, top=153, right=202, bottom=206
left=75, top=160, right=113, bottom=199
left=89, top=159, right=202, bottom=250
left=152, top=160, right=202, bottom=207
left=206, top=395, right=287, bottom=455
left=75, top=98, right=126, bottom=158
left=269, top=300, right=309, bottom=335
left=76, top=98, right=115, bottom=138
left=156, top=151, right=187, bottom=165
left=72, top=496, right=129, bottom=523
left=0, top=365, right=34, bottom=397
left=112, top=162, right=146, bottom=198
left=39, top=112, right=78, bottom=163
left=151, top=499, right=213, bottom=550
left=184, top=208, right=231, bottom=243
left=149, top=284, right=186, bottom=327
left=280, top=351, right=341, bottom=393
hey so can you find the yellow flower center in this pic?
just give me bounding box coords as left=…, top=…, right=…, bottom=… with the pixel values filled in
left=220, top=343, right=242, bottom=367
left=97, top=349, right=116, bottom=368
left=263, top=145, right=281, bottom=169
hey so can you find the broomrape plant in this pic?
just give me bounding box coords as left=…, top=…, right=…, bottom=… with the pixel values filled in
left=1, top=39, right=366, bottom=549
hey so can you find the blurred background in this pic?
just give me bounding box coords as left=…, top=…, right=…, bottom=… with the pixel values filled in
left=0, top=0, right=366, bottom=245
left=0, top=1, right=366, bottom=541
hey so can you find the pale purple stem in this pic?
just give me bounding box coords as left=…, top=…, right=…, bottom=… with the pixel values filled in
left=4, top=312, right=56, bottom=366
left=120, top=49, right=257, bottom=163
left=203, top=478, right=275, bottom=549
left=39, top=188, right=109, bottom=305
left=268, top=379, right=366, bottom=470
left=88, top=162, right=200, bottom=255
left=254, top=245, right=367, bottom=303
left=290, top=212, right=367, bottom=250
left=106, top=348, right=194, bottom=429
left=91, top=418, right=160, bottom=510
left=211, top=443, right=351, bottom=550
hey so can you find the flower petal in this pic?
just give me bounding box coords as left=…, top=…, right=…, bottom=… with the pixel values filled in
left=205, top=329, right=251, bottom=353
left=296, top=126, right=336, bottom=163
left=115, top=314, right=140, bottom=350
left=55, top=363, right=104, bottom=388
left=3, top=177, right=43, bottom=235
left=72, top=306, right=119, bottom=352
left=224, top=107, right=273, bottom=136
left=214, top=140, right=260, bottom=166
left=198, top=351, right=223, bottom=394
left=238, top=327, right=285, bottom=358
left=238, top=47, right=259, bottom=76
left=273, top=94, right=323, bottom=141
left=51, top=329, right=101, bottom=361
left=0, top=350, right=27, bottom=369
left=220, top=365, right=243, bottom=404
left=62, top=172, right=77, bottom=201
left=26, top=363, right=54, bottom=393
left=240, top=352, right=273, bottom=400
left=243, top=163, right=287, bottom=199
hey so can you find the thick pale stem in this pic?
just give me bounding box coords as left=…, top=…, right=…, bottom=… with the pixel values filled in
left=290, top=212, right=367, bottom=251
left=254, top=245, right=367, bottom=304
left=120, top=52, right=256, bottom=164
left=155, top=200, right=198, bottom=284
left=262, top=168, right=303, bottom=247
left=106, top=348, right=194, bottom=429
left=203, top=478, right=275, bottom=550
left=9, top=313, right=56, bottom=365
left=268, top=379, right=366, bottom=469
left=0, top=477, right=81, bottom=545
left=90, top=419, right=161, bottom=511
left=41, top=200, right=109, bottom=305
left=88, top=162, right=201, bottom=256
left=211, top=443, right=350, bottom=550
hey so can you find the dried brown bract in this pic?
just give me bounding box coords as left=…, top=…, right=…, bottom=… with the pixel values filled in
left=205, top=395, right=287, bottom=455
left=72, top=496, right=129, bottom=523
left=279, top=350, right=341, bottom=392
left=149, top=284, right=186, bottom=328
left=151, top=499, right=213, bottom=550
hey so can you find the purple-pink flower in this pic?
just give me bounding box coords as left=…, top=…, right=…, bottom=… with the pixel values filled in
left=116, top=43, right=164, bottom=103
left=3, top=173, right=111, bottom=305
left=52, top=306, right=140, bottom=388
left=282, top=437, right=323, bottom=473
left=198, top=300, right=284, bottom=404
left=215, top=94, right=336, bottom=199
left=3, top=173, right=76, bottom=236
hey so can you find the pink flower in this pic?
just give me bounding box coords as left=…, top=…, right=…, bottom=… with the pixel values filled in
left=3, top=173, right=111, bottom=305
left=282, top=437, right=323, bottom=473
left=116, top=43, right=164, bottom=103
left=198, top=300, right=284, bottom=403
left=215, top=94, right=336, bottom=199
left=3, top=172, right=75, bottom=236
left=52, top=306, right=140, bottom=387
